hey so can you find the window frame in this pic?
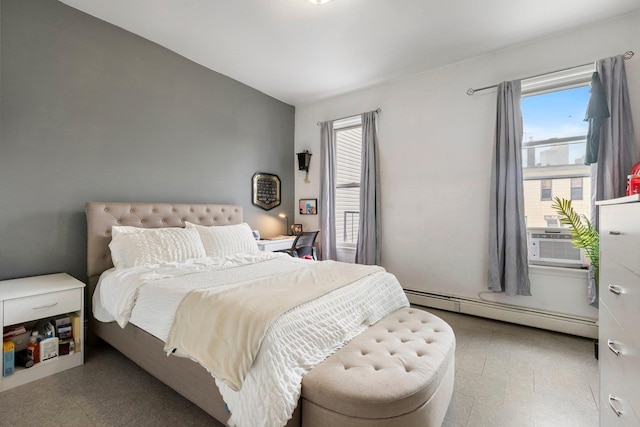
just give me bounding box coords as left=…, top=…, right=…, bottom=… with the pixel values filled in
left=520, top=65, right=594, bottom=232
left=571, top=177, right=584, bottom=200
left=540, top=179, right=552, bottom=201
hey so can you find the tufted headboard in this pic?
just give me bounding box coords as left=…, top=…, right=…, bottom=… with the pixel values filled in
left=85, top=202, right=243, bottom=295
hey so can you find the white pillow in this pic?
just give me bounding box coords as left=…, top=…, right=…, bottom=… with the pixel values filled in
left=111, top=225, right=147, bottom=236
left=185, top=222, right=260, bottom=257
left=109, top=226, right=207, bottom=269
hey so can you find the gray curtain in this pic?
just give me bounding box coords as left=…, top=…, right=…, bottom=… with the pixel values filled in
left=355, top=111, right=381, bottom=265
left=488, top=80, right=531, bottom=296
left=583, top=72, right=609, bottom=165
left=319, top=121, right=337, bottom=261
left=591, top=55, right=639, bottom=223
left=588, top=54, right=639, bottom=305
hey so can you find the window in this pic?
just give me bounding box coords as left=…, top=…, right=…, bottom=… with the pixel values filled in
left=544, top=215, right=560, bottom=227
left=571, top=177, right=583, bottom=200
left=521, top=66, right=593, bottom=229
left=334, top=116, right=362, bottom=247
left=540, top=179, right=552, bottom=201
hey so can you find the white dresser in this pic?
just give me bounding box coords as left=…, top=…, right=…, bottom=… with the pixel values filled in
left=597, top=195, right=640, bottom=426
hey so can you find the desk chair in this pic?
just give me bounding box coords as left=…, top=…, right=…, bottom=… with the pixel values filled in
left=284, top=231, right=319, bottom=260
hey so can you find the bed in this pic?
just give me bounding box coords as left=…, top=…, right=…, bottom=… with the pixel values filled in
left=86, top=202, right=455, bottom=427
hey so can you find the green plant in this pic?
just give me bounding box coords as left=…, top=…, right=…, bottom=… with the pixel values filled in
left=551, top=197, right=599, bottom=284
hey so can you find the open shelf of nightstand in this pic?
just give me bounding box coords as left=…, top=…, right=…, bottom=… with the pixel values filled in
left=1, top=273, right=85, bottom=392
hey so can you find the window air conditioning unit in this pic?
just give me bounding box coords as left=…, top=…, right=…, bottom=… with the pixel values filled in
left=527, top=227, right=587, bottom=268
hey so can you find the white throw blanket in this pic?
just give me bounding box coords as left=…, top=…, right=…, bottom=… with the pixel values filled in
left=165, top=261, right=384, bottom=391
left=93, top=253, right=409, bottom=427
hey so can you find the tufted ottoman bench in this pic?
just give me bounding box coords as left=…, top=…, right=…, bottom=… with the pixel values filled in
left=300, top=307, right=455, bottom=427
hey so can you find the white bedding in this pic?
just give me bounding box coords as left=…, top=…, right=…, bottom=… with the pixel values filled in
left=93, top=252, right=409, bottom=427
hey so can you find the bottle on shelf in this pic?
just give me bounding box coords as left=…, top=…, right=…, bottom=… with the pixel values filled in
left=26, top=331, right=40, bottom=364
left=3, top=340, right=15, bottom=376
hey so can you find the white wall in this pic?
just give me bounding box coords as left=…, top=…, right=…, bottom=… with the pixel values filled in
left=294, top=12, right=640, bottom=318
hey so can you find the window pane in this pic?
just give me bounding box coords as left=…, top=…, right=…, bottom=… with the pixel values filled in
left=522, top=85, right=591, bottom=227
left=336, top=127, right=362, bottom=186
left=571, top=187, right=583, bottom=200
left=522, top=86, right=590, bottom=143
left=335, top=187, right=359, bottom=245
left=540, top=180, right=552, bottom=201
left=335, top=124, right=362, bottom=247
left=571, top=177, right=583, bottom=200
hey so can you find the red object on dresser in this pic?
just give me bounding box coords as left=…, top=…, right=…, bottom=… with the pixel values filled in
left=627, top=161, right=640, bottom=195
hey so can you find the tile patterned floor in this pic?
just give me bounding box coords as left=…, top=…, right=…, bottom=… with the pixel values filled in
left=0, top=342, right=221, bottom=427
left=0, top=308, right=598, bottom=426
left=434, top=309, right=599, bottom=427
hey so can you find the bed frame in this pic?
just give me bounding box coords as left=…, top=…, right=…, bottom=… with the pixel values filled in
left=86, top=202, right=456, bottom=427
left=85, top=202, right=301, bottom=426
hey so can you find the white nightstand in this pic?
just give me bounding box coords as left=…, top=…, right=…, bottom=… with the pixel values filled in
left=1, top=273, right=84, bottom=392
left=257, top=236, right=296, bottom=252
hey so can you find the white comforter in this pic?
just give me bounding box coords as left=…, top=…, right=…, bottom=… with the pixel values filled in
left=93, top=252, right=409, bottom=427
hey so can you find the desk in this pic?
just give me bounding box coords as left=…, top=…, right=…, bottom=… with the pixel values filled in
left=257, top=237, right=295, bottom=252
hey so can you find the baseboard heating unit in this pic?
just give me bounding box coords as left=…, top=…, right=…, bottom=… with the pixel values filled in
left=404, top=290, right=598, bottom=339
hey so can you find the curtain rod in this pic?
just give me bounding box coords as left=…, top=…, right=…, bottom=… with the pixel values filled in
left=316, top=108, right=381, bottom=126
left=466, top=50, right=634, bottom=96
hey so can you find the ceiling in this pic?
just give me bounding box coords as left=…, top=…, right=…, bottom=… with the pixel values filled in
left=58, top=0, right=640, bottom=106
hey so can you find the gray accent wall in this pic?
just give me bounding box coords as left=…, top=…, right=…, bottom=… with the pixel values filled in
left=0, top=0, right=295, bottom=281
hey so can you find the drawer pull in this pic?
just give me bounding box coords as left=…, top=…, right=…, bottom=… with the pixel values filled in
left=607, top=339, right=621, bottom=356
left=608, top=230, right=621, bottom=235
left=32, top=302, right=59, bottom=310
left=609, top=395, right=623, bottom=417
left=608, top=284, right=622, bottom=295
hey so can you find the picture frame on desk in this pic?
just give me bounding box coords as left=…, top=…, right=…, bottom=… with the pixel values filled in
left=291, top=224, right=303, bottom=235
left=299, top=199, right=317, bottom=215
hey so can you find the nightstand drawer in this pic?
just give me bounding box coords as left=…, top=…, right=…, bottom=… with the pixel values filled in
left=4, top=288, right=81, bottom=326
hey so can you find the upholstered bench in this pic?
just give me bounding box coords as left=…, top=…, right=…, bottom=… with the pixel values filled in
left=300, top=307, right=455, bottom=427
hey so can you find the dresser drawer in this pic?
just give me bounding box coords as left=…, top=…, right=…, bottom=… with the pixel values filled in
left=600, top=341, right=640, bottom=426
left=600, top=203, right=640, bottom=275
left=4, top=288, right=81, bottom=326
left=600, top=388, right=640, bottom=427
left=600, top=261, right=640, bottom=338
left=599, top=303, right=640, bottom=413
